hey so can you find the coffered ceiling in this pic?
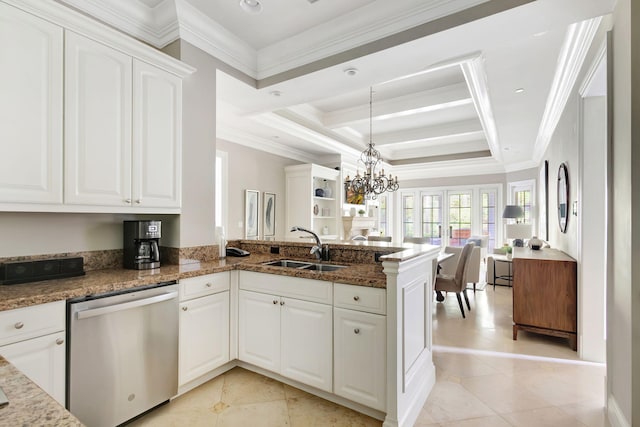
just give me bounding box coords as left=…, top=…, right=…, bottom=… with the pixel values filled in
left=60, top=0, right=615, bottom=179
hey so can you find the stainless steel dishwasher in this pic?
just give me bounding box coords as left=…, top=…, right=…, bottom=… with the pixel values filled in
left=67, top=281, right=179, bottom=427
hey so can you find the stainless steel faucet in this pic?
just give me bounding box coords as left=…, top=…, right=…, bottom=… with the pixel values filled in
left=290, top=226, right=329, bottom=261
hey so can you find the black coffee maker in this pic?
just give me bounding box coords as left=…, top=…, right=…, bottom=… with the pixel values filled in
left=123, top=220, right=161, bottom=270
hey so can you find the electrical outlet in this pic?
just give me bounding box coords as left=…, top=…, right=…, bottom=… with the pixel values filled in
left=270, top=246, right=280, bottom=254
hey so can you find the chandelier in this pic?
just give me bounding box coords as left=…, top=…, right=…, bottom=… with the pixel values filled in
left=344, top=87, right=399, bottom=200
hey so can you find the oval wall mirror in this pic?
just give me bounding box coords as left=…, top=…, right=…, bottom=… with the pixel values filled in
left=557, top=163, right=569, bottom=233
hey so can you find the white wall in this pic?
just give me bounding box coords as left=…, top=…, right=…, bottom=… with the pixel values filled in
left=217, top=139, right=301, bottom=240
left=608, top=0, right=636, bottom=424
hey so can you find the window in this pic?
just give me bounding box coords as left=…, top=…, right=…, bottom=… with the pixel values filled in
left=215, top=150, right=228, bottom=231
left=509, top=180, right=535, bottom=226
left=515, top=189, right=532, bottom=224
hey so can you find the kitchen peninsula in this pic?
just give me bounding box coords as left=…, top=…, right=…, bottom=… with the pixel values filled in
left=0, top=240, right=439, bottom=427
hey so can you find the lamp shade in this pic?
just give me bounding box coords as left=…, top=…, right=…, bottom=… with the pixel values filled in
left=502, top=205, right=524, bottom=220
left=505, top=224, right=532, bottom=239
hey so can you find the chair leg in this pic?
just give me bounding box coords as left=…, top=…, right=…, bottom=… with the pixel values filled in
left=463, top=289, right=471, bottom=311
left=455, top=293, right=466, bottom=318
left=473, top=282, right=476, bottom=294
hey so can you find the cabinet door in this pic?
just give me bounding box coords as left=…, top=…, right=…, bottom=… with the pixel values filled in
left=179, top=292, right=230, bottom=385
left=334, top=308, right=386, bottom=411
left=132, top=60, right=182, bottom=208
left=65, top=31, right=132, bottom=206
left=0, top=3, right=63, bottom=204
left=280, top=297, right=332, bottom=392
left=238, top=290, right=280, bottom=372
left=0, top=331, right=66, bottom=405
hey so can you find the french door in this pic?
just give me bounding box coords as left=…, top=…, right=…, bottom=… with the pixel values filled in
left=400, top=187, right=499, bottom=250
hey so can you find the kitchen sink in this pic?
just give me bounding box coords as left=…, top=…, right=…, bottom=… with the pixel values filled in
left=262, top=260, right=346, bottom=272
left=301, top=264, right=346, bottom=272
left=263, top=260, right=313, bottom=269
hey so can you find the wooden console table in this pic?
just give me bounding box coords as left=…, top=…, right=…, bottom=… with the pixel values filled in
left=512, top=247, right=577, bottom=350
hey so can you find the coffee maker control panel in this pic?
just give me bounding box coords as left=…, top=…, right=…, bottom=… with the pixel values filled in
left=143, top=223, right=161, bottom=239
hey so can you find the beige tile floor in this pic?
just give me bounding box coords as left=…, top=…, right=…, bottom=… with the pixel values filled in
left=130, top=284, right=608, bottom=427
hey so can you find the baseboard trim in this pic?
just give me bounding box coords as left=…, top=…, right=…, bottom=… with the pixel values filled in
left=607, top=394, right=631, bottom=427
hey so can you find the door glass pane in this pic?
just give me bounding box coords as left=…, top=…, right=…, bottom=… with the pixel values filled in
left=421, top=193, right=442, bottom=245
left=481, top=190, right=497, bottom=251
left=379, top=196, right=388, bottom=237
left=402, top=194, right=414, bottom=237
left=448, top=192, right=471, bottom=247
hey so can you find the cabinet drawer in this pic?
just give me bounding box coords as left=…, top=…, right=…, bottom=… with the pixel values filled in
left=0, top=301, right=65, bottom=346
left=239, top=271, right=332, bottom=305
left=179, top=272, right=230, bottom=301
left=334, top=283, right=386, bottom=315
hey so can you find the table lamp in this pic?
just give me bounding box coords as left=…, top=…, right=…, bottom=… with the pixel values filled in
left=506, top=224, right=531, bottom=247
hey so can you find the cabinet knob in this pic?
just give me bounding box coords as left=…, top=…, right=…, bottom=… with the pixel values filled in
left=273, top=300, right=278, bottom=305
left=135, top=199, right=142, bottom=204
left=182, top=306, right=188, bottom=311
left=280, top=300, right=285, bottom=306
left=354, top=328, right=360, bottom=334
left=125, top=199, right=132, bottom=204
left=56, top=338, right=64, bottom=345
left=353, top=296, right=360, bottom=301
left=206, top=283, right=212, bottom=288
left=14, top=322, right=24, bottom=329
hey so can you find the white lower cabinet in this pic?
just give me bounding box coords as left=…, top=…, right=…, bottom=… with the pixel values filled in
left=334, top=308, right=386, bottom=411
left=179, top=273, right=230, bottom=386
left=0, top=301, right=66, bottom=405
left=238, top=272, right=333, bottom=392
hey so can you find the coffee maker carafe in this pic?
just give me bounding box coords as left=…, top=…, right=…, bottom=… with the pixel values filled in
left=123, top=220, right=161, bottom=270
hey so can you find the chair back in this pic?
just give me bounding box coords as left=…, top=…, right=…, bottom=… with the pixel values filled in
left=404, top=237, right=430, bottom=244
left=454, top=242, right=475, bottom=287
left=368, top=236, right=392, bottom=242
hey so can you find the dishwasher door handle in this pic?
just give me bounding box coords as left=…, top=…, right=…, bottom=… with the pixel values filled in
left=76, top=291, right=178, bottom=320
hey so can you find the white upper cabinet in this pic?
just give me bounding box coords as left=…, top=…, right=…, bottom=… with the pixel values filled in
left=64, top=31, right=133, bottom=206
left=0, top=3, right=63, bottom=204
left=0, top=0, right=194, bottom=212
left=133, top=60, right=182, bottom=208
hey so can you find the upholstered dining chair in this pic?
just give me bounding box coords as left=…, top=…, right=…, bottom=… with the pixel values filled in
left=403, top=237, right=430, bottom=244
left=434, top=242, right=475, bottom=318
left=368, top=236, right=392, bottom=242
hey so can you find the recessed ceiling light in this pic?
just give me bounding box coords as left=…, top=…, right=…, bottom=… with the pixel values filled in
left=503, top=147, right=510, bottom=151
left=533, top=31, right=548, bottom=37
left=239, top=0, right=262, bottom=14
left=269, top=90, right=282, bottom=97
left=515, top=88, right=525, bottom=94
left=343, top=68, right=359, bottom=77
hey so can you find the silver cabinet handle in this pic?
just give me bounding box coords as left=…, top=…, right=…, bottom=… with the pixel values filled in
left=56, top=338, right=64, bottom=345
left=273, top=300, right=278, bottom=305
left=125, top=199, right=132, bottom=204
left=206, top=283, right=212, bottom=288
left=135, top=199, right=142, bottom=204
left=280, top=300, right=285, bottom=306
left=77, top=291, right=178, bottom=320
left=354, top=328, right=360, bottom=334
left=182, top=306, right=188, bottom=311
left=14, top=322, right=24, bottom=329
left=353, top=296, right=360, bottom=301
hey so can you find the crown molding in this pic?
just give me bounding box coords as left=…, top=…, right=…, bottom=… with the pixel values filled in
left=216, top=127, right=316, bottom=164
left=502, top=158, right=539, bottom=173
left=391, top=157, right=505, bottom=180
left=532, top=16, right=602, bottom=162
left=175, top=0, right=257, bottom=77
left=57, top=0, right=179, bottom=47
left=256, top=0, right=487, bottom=79
left=460, top=54, right=502, bottom=163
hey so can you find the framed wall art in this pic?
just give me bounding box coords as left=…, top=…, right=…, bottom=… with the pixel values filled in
left=263, top=192, right=276, bottom=238
left=245, top=189, right=260, bottom=239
